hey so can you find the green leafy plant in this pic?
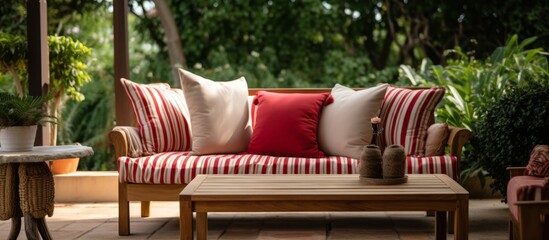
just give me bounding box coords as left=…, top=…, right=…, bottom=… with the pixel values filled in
left=59, top=78, right=115, bottom=170
left=47, top=35, right=92, bottom=145
left=0, top=34, right=27, bottom=94
left=0, top=34, right=91, bottom=144
left=471, top=83, right=549, bottom=196
left=397, top=35, right=549, bottom=186
left=0, top=92, right=53, bottom=129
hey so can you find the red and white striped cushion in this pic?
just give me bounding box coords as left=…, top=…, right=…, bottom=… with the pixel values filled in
left=254, top=156, right=357, bottom=174
left=406, top=155, right=458, bottom=180
left=118, top=153, right=458, bottom=184
left=121, top=78, right=192, bottom=154
left=118, top=152, right=256, bottom=184
left=379, top=86, right=445, bottom=156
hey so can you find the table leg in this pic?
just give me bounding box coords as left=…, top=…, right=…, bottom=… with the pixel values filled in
left=7, top=217, right=21, bottom=240
left=24, top=213, right=39, bottom=240
left=2, top=163, right=21, bottom=240
left=454, top=198, right=469, bottom=240
left=435, top=211, right=447, bottom=240
left=37, top=217, right=53, bottom=240
left=180, top=200, right=193, bottom=240
left=196, top=212, right=208, bottom=240
left=448, top=211, right=455, bottom=234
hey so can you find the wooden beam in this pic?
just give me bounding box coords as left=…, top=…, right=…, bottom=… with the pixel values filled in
left=113, top=0, right=133, bottom=126
left=27, top=0, right=51, bottom=146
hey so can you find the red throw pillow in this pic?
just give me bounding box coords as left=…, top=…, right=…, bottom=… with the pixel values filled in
left=525, top=145, right=549, bottom=177
left=247, top=91, right=333, bottom=157
left=379, top=86, right=445, bottom=156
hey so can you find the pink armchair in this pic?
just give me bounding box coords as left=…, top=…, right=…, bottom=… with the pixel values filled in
left=506, top=166, right=549, bottom=240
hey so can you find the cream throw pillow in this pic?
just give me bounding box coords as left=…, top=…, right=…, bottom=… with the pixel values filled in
left=178, top=69, right=252, bottom=155
left=318, top=83, right=389, bottom=159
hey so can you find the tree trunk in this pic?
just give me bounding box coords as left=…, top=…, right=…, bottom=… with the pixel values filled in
left=6, top=66, right=24, bottom=96
left=152, top=0, right=186, bottom=87
left=49, top=93, right=64, bottom=146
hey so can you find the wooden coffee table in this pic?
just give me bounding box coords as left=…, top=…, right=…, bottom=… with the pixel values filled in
left=179, top=174, right=469, bottom=240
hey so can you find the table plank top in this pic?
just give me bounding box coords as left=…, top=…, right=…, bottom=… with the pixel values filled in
left=181, top=174, right=468, bottom=201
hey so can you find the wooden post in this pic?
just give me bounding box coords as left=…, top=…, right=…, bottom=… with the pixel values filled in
left=27, top=0, right=51, bottom=146
left=113, top=0, right=133, bottom=126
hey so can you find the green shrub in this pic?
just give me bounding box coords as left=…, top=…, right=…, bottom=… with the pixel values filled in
left=398, top=35, right=548, bottom=133
left=471, top=83, right=549, bottom=196
left=397, top=35, right=549, bottom=186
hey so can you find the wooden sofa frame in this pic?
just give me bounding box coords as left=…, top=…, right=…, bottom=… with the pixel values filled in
left=109, top=88, right=473, bottom=236
left=507, top=167, right=549, bottom=240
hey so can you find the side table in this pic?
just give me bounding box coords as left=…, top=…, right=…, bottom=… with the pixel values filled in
left=0, top=145, right=94, bottom=240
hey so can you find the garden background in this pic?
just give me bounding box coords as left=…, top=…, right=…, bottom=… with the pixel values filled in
left=1, top=0, right=548, bottom=195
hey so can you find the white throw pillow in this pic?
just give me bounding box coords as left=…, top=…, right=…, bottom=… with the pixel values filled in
left=318, top=83, right=389, bottom=159
left=178, top=69, right=252, bottom=155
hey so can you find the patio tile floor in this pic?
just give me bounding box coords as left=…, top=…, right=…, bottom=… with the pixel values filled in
left=0, top=199, right=508, bottom=239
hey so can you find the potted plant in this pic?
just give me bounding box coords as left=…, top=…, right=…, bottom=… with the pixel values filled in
left=0, top=34, right=91, bottom=172
left=47, top=36, right=92, bottom=174
left=0, top=92, right=53, bottom=151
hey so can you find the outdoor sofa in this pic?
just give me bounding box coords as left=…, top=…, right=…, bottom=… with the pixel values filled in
left=109, top=69, right=472, bottom=235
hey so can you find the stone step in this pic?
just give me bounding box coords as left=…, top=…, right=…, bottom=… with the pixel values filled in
left=53, top=171, right=118, bottom=203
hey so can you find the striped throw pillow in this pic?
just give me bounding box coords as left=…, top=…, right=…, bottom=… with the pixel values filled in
left=379, top=86, right=445, bottom=156
left=121, top=78, right=192, bottom=155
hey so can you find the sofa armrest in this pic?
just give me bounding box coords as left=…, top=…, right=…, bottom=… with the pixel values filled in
left=516, top=200, right=549, bottom=212
left=109, top=127, right=131, bottom=158
left=447, top=126, right=473, bottom=162
left=109, top=126, right=142, bottom=158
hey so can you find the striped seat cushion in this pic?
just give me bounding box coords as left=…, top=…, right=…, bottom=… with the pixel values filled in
left=506, top=175, right=549, bottom=221
left=254, top=156, right=358, bottom=174
left=118, top=152, right=255, bottom=184
left=406, top=155, right=458, bottom=180
left=118, top=154, right=459, bottom=184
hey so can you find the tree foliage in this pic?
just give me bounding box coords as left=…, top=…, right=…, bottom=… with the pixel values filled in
left=0, top=0, right=27, bottom=35
left=130, top=0, right=548, bottom=88
left=0, top=0, right=106, bottom=36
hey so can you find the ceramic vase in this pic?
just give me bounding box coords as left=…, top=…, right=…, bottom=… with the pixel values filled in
left=382, top=144, right=406, bottom=178
left=359, top=144, right=383, bottom=178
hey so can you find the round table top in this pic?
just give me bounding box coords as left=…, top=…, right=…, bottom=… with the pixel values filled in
left=0, top=145, right=94, bottom=164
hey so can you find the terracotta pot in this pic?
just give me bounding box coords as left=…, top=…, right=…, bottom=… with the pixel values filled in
left=0, top=125, right=37, bottom=152
left=50, top=158, right=80, bottom=174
